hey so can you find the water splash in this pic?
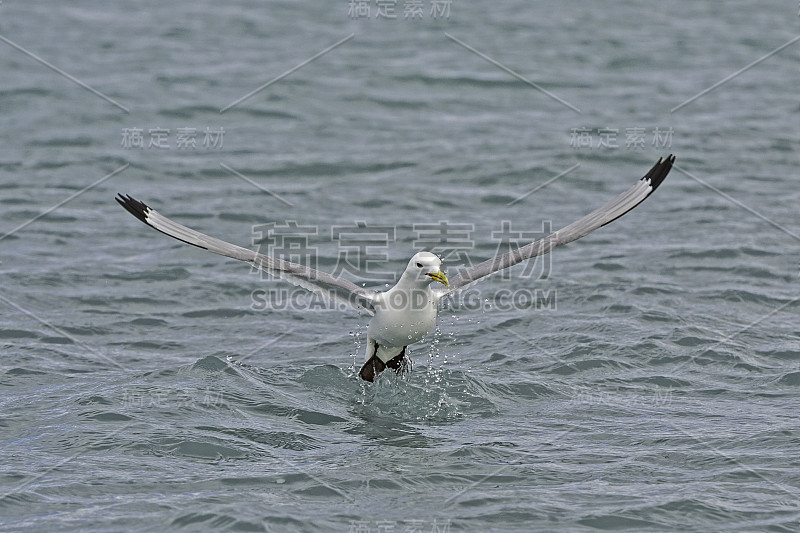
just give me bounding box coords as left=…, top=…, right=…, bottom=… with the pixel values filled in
left=348, top=324, right=365, bottom=377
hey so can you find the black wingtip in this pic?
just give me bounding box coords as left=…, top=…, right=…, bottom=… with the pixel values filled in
left=115, top=194, right=212, bottom=251
left=116, top=193, right=152, bottom=225
left=642, top=154, right=675, bottom=192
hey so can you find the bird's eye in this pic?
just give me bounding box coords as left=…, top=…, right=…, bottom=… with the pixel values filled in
left=415, top=262, right=423, bottom=268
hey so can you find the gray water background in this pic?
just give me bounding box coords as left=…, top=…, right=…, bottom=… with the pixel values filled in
left=1, top=1, right=799, bottom=531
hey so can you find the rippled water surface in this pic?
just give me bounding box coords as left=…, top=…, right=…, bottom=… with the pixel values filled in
left=2, top=1, right=800, bottom=531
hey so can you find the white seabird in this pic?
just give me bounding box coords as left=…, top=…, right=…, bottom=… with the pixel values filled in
left=117, top=155, right=675, bottom=381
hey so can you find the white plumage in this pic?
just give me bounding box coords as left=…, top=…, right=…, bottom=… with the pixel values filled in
left=117, top=155, right=675, bottom=381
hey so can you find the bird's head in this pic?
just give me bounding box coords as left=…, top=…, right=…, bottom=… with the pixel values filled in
left=402, top=251, right=449, bottom=287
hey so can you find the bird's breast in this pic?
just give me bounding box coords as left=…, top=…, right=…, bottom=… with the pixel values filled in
left=368, top=289, right=438, bottom=347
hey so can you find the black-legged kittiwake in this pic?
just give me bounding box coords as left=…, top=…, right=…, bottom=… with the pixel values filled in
left=117, top=155, right=675, bottom=381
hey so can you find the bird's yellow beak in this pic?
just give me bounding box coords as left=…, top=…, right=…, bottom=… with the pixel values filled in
left=427, top=270, right=449, bottom=287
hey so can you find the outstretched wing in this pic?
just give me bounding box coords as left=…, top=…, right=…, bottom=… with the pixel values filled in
left=441, top=154, right=675, bottom=295
left=116, top=195, right=376, bottom=314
